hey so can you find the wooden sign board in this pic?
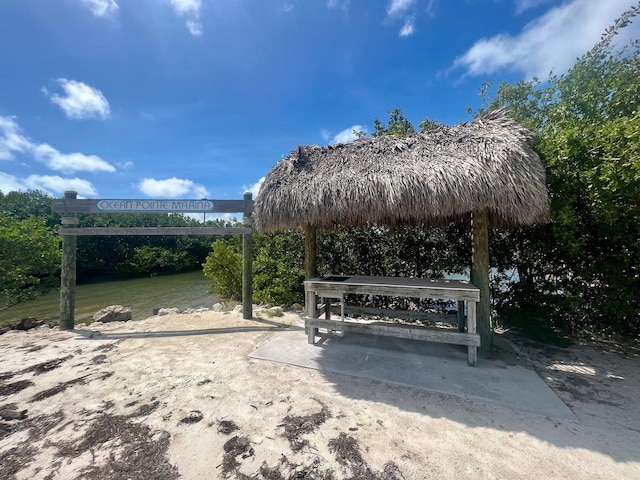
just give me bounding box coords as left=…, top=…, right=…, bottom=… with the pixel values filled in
left=51, top=198, right=253, bottom=214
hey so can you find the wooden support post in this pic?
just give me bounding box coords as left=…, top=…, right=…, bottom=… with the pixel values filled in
left=457, top=300, right=465, bottom=332
left=306, top=290, right=318, bottom=344
left=467, top=301, right=478, bottom=366
left=304, top=225, right=318, bottom=333
left=304, top=225, right=317, bottom=280
left=471, top=210, right=491, bottom=359
left=60, top=191, right=77, bottom=330
left=242, top=192, right=253, bottom=320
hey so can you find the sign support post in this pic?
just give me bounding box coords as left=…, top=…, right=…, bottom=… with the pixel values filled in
left=60, top=191, right=78, bottom=330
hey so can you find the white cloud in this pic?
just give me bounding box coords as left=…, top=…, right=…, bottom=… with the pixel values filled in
left=331, top=125, right=368, bottom=144
left=453, top=0, right=640, bottom=78
left=170, top=0, right=201, bottom=15
left=387, top=0, right=416, bottom=17
left=0, top=117, right=31, bottom=160
left=47, top=79, right=111, bottom=120
left=244, top=177, right=265, bottom=199
left=0, top=116, right=115, bottom=173
left=170, top=0, right=204, bottom=36
left=399, top=16, right=415, bottom=37
left=0, top=171, right=97, bottom=196
left=33, top=144, right=115, bottom=173
left=186, top=20, right=204, bottom=36
left=138, top=177, right=209, bottom=198
left=320, top=129, right=331, bottom=142
left=0, top=172, right=26, bottom=193
left=386, top=0, right=424, bottom=37
left=24, top=175, right=98, bottom=196
left=80, top=0, right=119, bottom=17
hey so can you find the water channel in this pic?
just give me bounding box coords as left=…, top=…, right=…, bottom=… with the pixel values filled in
left=0, top=270, right=216, bottom=327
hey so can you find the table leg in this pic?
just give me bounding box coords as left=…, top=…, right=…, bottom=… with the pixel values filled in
left=457, top=300, right=465, bottom=332
left=306, top=290, right=317, bottom=344
left=467, top=300, right=477, bottom=366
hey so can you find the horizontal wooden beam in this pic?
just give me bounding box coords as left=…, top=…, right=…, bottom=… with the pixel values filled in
left=51, top=198, right=253, bottom=214
left=306, top=276, right=480, bottom=302
left=57, top=227, right=251, bottom=236
left=330, top=305, right=460, bottom=325
left=305, top=318, right=481, bottom=346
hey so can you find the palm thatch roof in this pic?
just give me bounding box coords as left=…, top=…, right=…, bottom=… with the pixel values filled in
left=255, top=109, right=549, bottom=232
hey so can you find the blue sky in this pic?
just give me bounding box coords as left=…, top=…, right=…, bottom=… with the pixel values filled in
left=1, top=0, right=638, bottom=204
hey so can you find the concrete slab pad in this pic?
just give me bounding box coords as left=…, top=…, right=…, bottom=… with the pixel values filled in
left=249, top=330, right=576, bottom=420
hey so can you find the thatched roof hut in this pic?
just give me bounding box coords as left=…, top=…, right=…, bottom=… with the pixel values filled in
left=254, top=109, right=549, bottom=232
left=254, top=109, right=550, bottom=357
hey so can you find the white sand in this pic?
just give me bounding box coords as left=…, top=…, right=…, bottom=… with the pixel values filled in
left=0, top=309, right=639, bottom=479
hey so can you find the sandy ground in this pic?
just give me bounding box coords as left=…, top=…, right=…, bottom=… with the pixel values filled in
left=0, top=308, right=639, bottom=480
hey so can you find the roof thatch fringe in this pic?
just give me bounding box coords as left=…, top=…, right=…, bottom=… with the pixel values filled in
left=255, top=109, right=550, bottom=232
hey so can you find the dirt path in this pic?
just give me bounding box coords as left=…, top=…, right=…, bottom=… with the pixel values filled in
left=1, top=310, right=639, bottom=479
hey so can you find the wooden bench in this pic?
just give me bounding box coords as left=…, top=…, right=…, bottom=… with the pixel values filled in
left=304, top=276, right=481, bottom=366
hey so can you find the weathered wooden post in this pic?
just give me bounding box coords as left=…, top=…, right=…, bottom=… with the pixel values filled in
left=304, top=225, right=317, bottom=280
left=242, top=192, right=253, bottom=320
left=304, top=225, right=318, bottom=321
left=60, top=191, right=78, bottom=330
left=471, top=210, right=491, bottom=358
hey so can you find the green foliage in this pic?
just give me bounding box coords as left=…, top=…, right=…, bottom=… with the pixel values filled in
left=373, top=108, right=416, bottom=136
left=0, top=190, right=60, bottom=228
left=481, top=4, right=640, bottom=338
left=253, top=231, right=305, bottom=305
left=0, top=213, right=61, bottom=308
left=203, top=238, right=243, bottom=300
left=418, top=115, right=443, bottom=132
left=76, top=212, right=218, bottom=279
left=320, top=224, right=469, bottom=279
left=126, top=246, right=191, bottom=276
left=203, top=231, right=305, bottom=305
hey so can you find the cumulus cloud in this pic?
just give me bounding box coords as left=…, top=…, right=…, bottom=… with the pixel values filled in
left=46, top=79, right=111, bottom=120
left=453, top=0, right=640, bottom=78
left=33, top=144, right=115, bottom=173
left=170, top=0, right=204, bottom=36
left=25, top=175, right=98, bottom=196
left=0, top=116, right=115, bottom=173
left=243, top=177, right=265, bottom=199
left=138, top=177, right=209, bottom=198
left=0, top=171, right=97, bottom=196
left=0, top=172, right=26, bottom=193
left=331, top=125, right=368, bottom=144
left=0, top=117, right=32, bottom=160
left=79, top=0, right=119, bottom=17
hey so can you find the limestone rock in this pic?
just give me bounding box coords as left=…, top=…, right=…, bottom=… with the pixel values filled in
left=291, top=303, right=304, bottom=312
left=211, top=303, right=225, bottom=312
left=93, top=305, right=132, bottom=323
left=157, top=307, right=180, bottom=316
left=14, top=317, right=43, bottom=330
